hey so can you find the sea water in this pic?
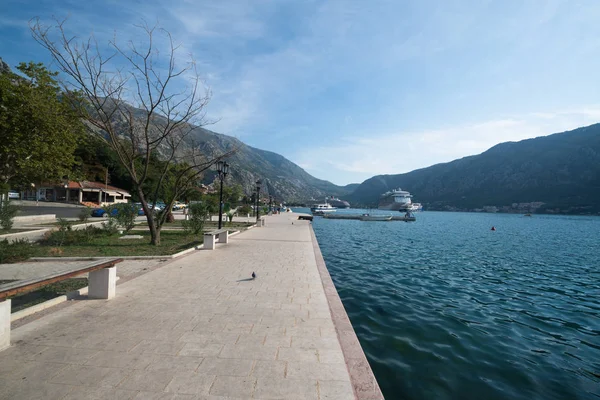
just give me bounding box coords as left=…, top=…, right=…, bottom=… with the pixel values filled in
left=305, top=210, right=599, bottom=400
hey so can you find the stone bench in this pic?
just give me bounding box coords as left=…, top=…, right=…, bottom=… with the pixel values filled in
left=0, top=258, right=122, bottom=351
left=203, top=229, right=229, bottom=250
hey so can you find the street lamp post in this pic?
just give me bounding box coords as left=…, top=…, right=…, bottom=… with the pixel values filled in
left=216, top=161, right=230, bottom=229
left=255, top=179, right=262, bottom=223
left=269, top=196, right=273, bottom=214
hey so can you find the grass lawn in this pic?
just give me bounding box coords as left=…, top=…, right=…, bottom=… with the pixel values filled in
left=1, top=278, right=88, bottom=313
left=29, top=231, right=202, bottom=257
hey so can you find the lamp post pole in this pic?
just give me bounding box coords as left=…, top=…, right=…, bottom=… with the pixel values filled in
left=216, top=161, right=230, bottom=229
left=255, top=180, right=262, bottom=223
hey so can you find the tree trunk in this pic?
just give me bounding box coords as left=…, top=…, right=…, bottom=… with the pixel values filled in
left=138, top=187, right=161, bottom=246
left=149, top=218, right=161, bottom=245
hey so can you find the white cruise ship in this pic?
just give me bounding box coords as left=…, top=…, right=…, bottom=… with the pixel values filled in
left=378, top=188, right=414, bottom=211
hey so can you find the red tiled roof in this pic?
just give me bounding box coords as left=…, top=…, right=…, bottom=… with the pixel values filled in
left=67, top=181, right=130, bottom=196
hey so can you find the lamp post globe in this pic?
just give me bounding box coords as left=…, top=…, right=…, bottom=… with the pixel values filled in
left=216, top=161, right=229, bottom=229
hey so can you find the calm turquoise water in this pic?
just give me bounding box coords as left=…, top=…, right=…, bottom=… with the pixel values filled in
left=303, top=209, right=600, bottom=400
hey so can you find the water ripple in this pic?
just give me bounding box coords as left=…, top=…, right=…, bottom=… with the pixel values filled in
left=310, top=210, right=600, bottom=400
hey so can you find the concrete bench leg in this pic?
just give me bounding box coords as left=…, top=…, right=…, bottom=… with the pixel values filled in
left=204, top=234, right=216, bottom=250
left=217, top=231, right=229, bottom=244
left=88, top=266, right=117, bottom=299
left=0, top=300, right=10, bottom=351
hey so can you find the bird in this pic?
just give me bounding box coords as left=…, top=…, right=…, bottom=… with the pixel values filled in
left=251, top=272, right=256, bottom=279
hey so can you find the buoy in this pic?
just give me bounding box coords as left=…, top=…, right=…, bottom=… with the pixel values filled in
left=491, top=226, right=496, bottom=231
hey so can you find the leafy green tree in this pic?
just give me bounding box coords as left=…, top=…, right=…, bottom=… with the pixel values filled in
left=0, top=62, right=83, bottom=191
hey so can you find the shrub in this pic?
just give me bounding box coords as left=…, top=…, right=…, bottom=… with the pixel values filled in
left=78, top=207, right=91, bottom=223
left=227, top=212, right=234, bottom=224
left=0, top=201, right=19, bottom=231
left=237, top=204, right=252, bottom=216
left=182, top=203, right=209, bottom=234
left=101, top=219, right=120, bottom=236
left=106, top=203, right=138, bottom=233
left=57, top=217, right=72, bottom=232
left=0, top=239, right=33, bottom=263
left=45, top=224, right=104, bottom=246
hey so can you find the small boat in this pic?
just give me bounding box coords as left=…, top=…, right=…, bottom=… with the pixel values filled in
left=360, top=214, right=392, bottom=221
left=524, top=213, right=532, bottom=217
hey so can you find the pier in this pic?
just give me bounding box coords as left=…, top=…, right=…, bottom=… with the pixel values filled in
left=322, top=213, right=416, bottom=221
left=0, top=213, right=382, bottom=399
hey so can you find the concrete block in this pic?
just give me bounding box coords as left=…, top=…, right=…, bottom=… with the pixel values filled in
left=217, top=230, right=229, bottom=244
left=0, top=300, right=10, bottom=351
left=88, top=266, right=117, bottom=299
left=119, top=235, right=144, bottom=240
left=204, top=233, right=216, bottom=250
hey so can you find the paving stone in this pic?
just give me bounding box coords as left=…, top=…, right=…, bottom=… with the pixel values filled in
left=0, top=380, right=73, bottom=400
left=85, top=350, right=155, bottom=369
left=249, top=360, right=287, bottom=380
left=62, top=386, right=138, bottom=400
left=277, top=347, right=319, bottom=362
left=286, top=361, right=351, bottom=381
left=209, top=375, right=256, bottom=397
left=117, top=369, right=174, bottom=392
left=145, top=355, right=203, bottom=372
left=179, top=342, right=223, bottom=357
left=196, top=357, right=254, bottom=376
left=218, top=343, right=278, bottom=360
left=131, top=340, right=185, bottom=355
left=50, top=364, right=129, bottom=387
left=164, top=371, right=215, bottom=395
left=132, top=392, right=198, bottom=399
left=319, top=379, right=356, bottom=400
left=254, top=377, right=318, bottom=400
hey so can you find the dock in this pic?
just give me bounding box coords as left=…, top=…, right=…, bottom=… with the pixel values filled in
left=321, top=213, right=416, bottom=221
left=0, top=213, right=383, bottom=399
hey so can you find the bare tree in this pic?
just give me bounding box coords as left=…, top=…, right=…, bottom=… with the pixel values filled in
left=30, top=18, right=235, bottom=245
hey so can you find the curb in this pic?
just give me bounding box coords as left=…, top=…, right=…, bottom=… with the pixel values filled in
left=309, top=225, right=384, bottom=400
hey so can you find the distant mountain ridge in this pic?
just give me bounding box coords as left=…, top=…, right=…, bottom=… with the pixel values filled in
left=347, top=124, right=600, bottom=214
left=97, top=101, right=354, bottom=201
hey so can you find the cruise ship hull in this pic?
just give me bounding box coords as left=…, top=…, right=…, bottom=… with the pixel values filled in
left=378, top=202, right=412, bottom=211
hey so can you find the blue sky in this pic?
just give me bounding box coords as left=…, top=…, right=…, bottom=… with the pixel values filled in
left=2, top=1, right=600, bottom=185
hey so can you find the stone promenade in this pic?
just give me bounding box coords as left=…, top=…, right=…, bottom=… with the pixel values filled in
left=0, top=213, right=376, bottom=399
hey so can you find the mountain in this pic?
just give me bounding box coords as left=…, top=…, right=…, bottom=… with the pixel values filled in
left=85, top=100, right=351, bottom=202
left=347, top=124, right=600, bottom=214
left=188, top=126, right=351, bottom=201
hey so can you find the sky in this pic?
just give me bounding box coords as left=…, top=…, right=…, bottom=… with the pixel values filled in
left=2, top=0, right=600, bottom=185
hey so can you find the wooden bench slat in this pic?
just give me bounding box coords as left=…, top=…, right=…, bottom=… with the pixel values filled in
left=0, top=258, right=123, bottom=300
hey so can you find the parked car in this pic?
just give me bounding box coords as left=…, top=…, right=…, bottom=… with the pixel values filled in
left=91, top=208, right=116, bottom=218
left=151, top=202, right=166, bottom=211
left=172, top=201, right=186, bottom=210
left=8, top=191, right=19, bottom=199
left=91, top=205, right=145, bottom=218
